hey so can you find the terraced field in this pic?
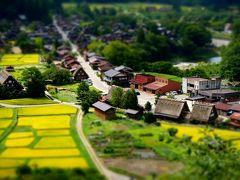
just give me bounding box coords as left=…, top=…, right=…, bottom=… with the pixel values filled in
left=0, top=105, right=91, bottom=179
left=0, top=54, right=40, bottom=66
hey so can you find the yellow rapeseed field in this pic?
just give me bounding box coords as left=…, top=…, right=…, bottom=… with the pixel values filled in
left=0, top=54, right=40, bottom=66
left=0, top=159, right=25, bottom=168
left=7, top=132, right=33, bottom=139
left=18, top=115, right=71, bottom=129
left=0, top=169, right=16, bottom=178
left=162, top=123, right=240, bottom=142
left=0, top=119, right=12, bottom=128
left=0, top=108, right=13, bottom=118
left=5, top=137, right=34, bottom=147
left=1, top=148, right=80, bottom=158
left=0, top=130, right=4, bottom=135
left=35, top=136, right=76, bottom=148
left=18, top=105, right=77, bottom=116
left=29, top=158, right=88, bottom=168
left=37, top=129, right=70, bottom=136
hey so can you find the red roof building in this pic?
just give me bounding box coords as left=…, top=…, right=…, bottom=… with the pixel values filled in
left=130, top=74, right=155, bottom=91
left=215, top=102, right=232, bottom=116
left=230, top=113, right=240, bottom=128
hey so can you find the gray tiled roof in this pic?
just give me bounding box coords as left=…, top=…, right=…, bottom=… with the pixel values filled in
left=104, top=69, right=120, bottom=78
left=92, top=101, right=114, bottom=112
left=126, top=109, right=139, bottom=115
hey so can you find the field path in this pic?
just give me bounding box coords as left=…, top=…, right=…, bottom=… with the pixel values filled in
left=75, top=107, right=130, bottom=180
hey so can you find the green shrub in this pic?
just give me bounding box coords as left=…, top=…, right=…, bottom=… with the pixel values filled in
left=144, top=112, right=156, bottom=124
left=104, top=146, right=114, bottom=154
left=159, top=133, right=165, bottom=141
left=139, top=132, right=153, bottom=137
left=16, top=165, right=32, bottom=175
left=167, top=127, right=178, bottom=137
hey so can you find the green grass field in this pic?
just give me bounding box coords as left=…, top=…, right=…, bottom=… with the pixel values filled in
left=0, top=54, right=40, bottom=66
left=145, top=72, right=182, bottom=82
left=0, top=98, right=56, bottom=105
left=0, top=105, right=94, bottom=179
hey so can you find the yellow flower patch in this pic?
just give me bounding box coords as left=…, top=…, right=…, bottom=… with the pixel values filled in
left=1, top=148, right=80, bottom=158
left=18, top=115, right=70, bottom=129
left=7, top=132, right=33, bottom=139
left=37, top=129, right=70, bottom=136
left=18, top=105, right=77, bottom=116
left=0, top=108, right=13, bottom=118
left=35, top=136, right=76, bottom=148
left=0, top=159, right=25, bottom=168
left=0, top=130, right=4, bottom=135
left=0, top=54, right=39, bottom=66
left=0, top=169, right=16, bottom=178
left=0, top=120, right=12, bottom=128
left=5, top=137, right=34, bottom=147
left=29, top=158, right=88, bottom=169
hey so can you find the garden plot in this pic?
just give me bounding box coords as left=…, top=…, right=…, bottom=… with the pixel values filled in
left=0, top=105, right=90, bottom=178
left=0, top=54, right=40, bottom=66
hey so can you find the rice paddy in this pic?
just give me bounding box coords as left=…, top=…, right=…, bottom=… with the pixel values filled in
left=0, top=108, right=13, bottom=118
left=18, top=104, right=77, bottom=116
left=0, top=54, right=40, bottom=66
left=0, top=105, right=91, bottom=178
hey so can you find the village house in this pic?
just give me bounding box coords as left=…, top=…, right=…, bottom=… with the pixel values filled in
left=92, top=101, right=116, bottom=120
left=182, top=77, right=221, bottom=95
left=198, top=89, right=240, bottom=102
left=97, top=61, right=113, bottom=73
left=154, top=98, right=190, bottom=121
left=0, top=70, right=23, bottom=91
left=5, top=66, right=15, bottom=72
left=72, top=66, right=88, bottom=81
left=114, top=65, right=134, bottom=81
left=215, top=102, right=232, bottom=116
left=130, top=74, right=155, bottom=91
left=229, top=104, right=240, bottom=114
left=57, top=45, right=71, bottom=57
left=190, top=103, right=218, bottom=124
left=103, top=69, right=128, bottom=85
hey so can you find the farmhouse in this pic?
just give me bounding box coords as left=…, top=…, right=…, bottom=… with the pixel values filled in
left=0, top=70, right=23, bottom=90
left=72, top=66, right=89, bottom=81
left=190, top=103, right=218, bottom=124
left=182, top=77, right=221, bottom=94
left=92, top=101, right=116, bottom=120
left=114, top=65, right=134, bottom=81
left=154, top=98, right=190, bottom=120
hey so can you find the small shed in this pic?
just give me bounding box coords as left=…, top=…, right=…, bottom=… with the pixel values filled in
left=190, top=103, right=218, bottom=124
left=215, top=102, right=232, bottom=116
left=92, top=101, right=115, bottom=120
left=125, top=109, right=141, bottom=119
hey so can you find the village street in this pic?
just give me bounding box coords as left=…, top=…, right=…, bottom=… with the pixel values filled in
left=53, top=17, right=156, bottom=108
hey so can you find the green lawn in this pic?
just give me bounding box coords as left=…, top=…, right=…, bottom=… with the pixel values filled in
left=145, top=72, right=182, bottom=82
left=0, top=98, right=56, bottom=105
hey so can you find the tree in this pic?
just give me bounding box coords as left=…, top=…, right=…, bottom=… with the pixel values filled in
left=44, top=67, right=72, bottom=85
left=88, top=40, right=106, bottom=55
left=21, top=67, right=45, bottom=97
left=221, top=41, right=240, bottom=81
left=232, top=20, right=240, bottom=40
left=103, top=41, right=141, bottom=70
left=167, top=128, right=178, bottom=137
left=144, top=112, right=156, bottom=124
left=110, top=87, right=124, bottom=107
left=144, top=101, right=152, bottom=112
left=77, top=82, right=90, bottom=102
left=121, top=89, right=138, bottom=109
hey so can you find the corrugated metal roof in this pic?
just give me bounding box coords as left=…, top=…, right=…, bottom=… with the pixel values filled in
left=104, top=69, right=121, bottom=78
left=92, top=101, right=114, bottom=112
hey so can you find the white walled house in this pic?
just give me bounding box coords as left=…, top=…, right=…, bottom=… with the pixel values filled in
left=182, top=77, right=221, bottom=94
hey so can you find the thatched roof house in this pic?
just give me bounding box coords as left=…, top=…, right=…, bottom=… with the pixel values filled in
left=154, top=98, right=190, bottom=120
left=190, top=103, right=218, bottom=123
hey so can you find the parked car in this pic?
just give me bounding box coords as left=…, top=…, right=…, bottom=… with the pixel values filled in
left=83, top=78, right=93, bottom=85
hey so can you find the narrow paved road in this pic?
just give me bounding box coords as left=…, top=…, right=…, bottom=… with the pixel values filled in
left=53, top=17, right=130, bottom=180
left=53, top=17, right=155, bottom=107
